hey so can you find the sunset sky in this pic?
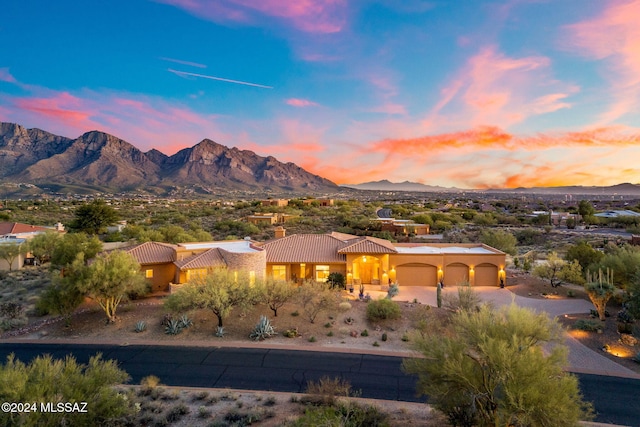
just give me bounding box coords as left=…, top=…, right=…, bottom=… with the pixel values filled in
left=2, top=0, right=640, bottom=189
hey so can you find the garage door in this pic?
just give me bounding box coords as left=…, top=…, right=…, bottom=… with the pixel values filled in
left=396, top=264, right=437, bottom=286
left=474, top=264, right=498, bottom=286
left=445, top=263, right=468, bottom=287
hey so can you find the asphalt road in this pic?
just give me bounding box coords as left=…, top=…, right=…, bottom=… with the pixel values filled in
left=1, top=343, right=639, bottom=426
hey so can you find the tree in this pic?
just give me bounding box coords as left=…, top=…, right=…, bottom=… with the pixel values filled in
left=578, top=200, right=595, bottom=220
left=69, top=199, right=119, bottom=235
left=29, top=231, right=61, bottom=265
left=258, top=278, right=295, bottom=317
left=565, top=241, right=603, bottom=274
left=165, top=268, right=256, bottom=327
left=594, top=245, right=640, bottom=289
left=50, top=233, right=102, bottom=270
left=37, top=254, right=86, bottom=326
left=296, top=281, right=338, bottom=323
left=0, top=353, right=136, bottom=427
left=585, top=269, right=616, bottom=321
left=533, top=252, right=583, bottom=287
left=0, top=240, right=28, bottom=271
left=478, top=229, right=517, bottom=255
left=77, top=250, right=148, bottom=323
left=403, top=303, right=593, bottom=427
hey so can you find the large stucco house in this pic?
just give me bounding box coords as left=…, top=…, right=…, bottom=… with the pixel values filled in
left=124, top=231, right=506, bottom=292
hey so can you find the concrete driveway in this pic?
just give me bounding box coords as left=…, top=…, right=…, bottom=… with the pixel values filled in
left=383, top=286, right=640, bottom=379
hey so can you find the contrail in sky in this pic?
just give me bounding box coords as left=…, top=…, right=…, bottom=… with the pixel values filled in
left=168, top=68, right=273, bottom=89
left=160, top=57, right=207, bottom=68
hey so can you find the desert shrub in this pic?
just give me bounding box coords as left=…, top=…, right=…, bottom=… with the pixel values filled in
left=443, top=284, right=482, bottom=312
left=292, top=402, right=389, bottom=427
left=386, top=283, right=399, bottom=299
left=573, top=319, right=601, bottom=332
left=283, top=328, right=300, bottom=338
left=360, top=329, right=369, bottom=337
left=304, top=376, right=352, bottom=406
left=381, top=333, right=388, bottom=342
left=339, top=302, right=352, bottom=311
left=166, top=403, right=189, bottom=422
left=366, top=298, right=401, bottom=321
left=0, top=302, right=23, bottom=319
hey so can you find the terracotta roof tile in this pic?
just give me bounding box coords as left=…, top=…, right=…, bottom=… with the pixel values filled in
left=0, top=222, right=51, bottom=236
left=125, top=241, right=177, bottom=264
left=338, top=237, right=397, bottom=254
left=175, top=248, right=227, bottom=270
left=262, top=234, right=347, bottom=263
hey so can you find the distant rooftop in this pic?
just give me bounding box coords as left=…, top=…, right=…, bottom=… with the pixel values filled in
left=178, top=240, right=262, bottom=253
left=394, top=244, right=499, bottom=255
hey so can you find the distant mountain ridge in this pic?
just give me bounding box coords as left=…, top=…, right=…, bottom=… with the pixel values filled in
left=0, top=122, right=338, bottom=194
left=345, top=179, right=640, bottom=196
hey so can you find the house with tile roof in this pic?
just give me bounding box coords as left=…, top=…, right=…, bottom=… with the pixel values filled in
left=260, top=231, right=506, bottom=288
left=121, top=231, right=506, bottom=292
left=123, top=240, right=266, bottom=292
left=0, top=222, right=65, bottom=270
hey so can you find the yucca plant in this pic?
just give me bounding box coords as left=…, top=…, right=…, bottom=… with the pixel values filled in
left=134, top=320, right=147, bottom=333
left=165, top=319, right=183, bottom=335
left=249, top=315, right=276, bottom=341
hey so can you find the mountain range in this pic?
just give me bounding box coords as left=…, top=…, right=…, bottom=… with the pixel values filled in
left=344, top=180, right=640, bottom=196
left=0, top=122, right=338, bottom=194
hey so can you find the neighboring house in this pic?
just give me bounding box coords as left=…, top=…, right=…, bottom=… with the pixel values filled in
left=0, top=222, right=65, bottom=270
left=246, top=213, right=298, bottom=225
left=260, top=199, right=289, bottom=207
left=374, top=218, right=430, bottom=236
left=594, top=210, right=640, bottom=219
left=260, top=230, right=506, bottom=288
left=302, top=198, right=334, bottom=207
left=631, top=235, right=640, bottom=246
left=123, top=240, right=266, bottom=293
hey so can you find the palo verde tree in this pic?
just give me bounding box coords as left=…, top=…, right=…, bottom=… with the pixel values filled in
left=478, top=229, right=517, bottom=255
left=403, top=303, right=593, bottom=427
left=50, top=233, right=102, bottom=271
left=76, top=250, right=148, bottom=323
left=0, top=353, right=136, bottom=427
left=37, top=253, right=86, bottom=326
left=296, top=280, right=339, bottom=323
left=258, top=277, right=295, bottom=317
left=28, top=230, right=61, bottom=265
left=533, top=252, right=584, bottom=287
left=165, top=268, right=257, bottom=328
left=584, top=269, right=616, bottom=321
left=68, top=199, right=119, bottom=235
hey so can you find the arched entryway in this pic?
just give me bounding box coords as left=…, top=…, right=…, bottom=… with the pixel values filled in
left=352, top=255, right=381, bottom=285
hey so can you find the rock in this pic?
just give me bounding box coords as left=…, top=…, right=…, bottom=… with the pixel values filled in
left=620, top=334, right=637, bottom=346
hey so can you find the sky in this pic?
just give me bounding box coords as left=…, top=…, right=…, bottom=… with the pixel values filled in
left=2, top=0, right=640, bottom=189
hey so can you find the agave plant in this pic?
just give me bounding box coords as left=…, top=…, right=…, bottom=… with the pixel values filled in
left=215, top=326, right=226, bottom=337
left=134, top=320, right=147, bottom=333
left=179, top=314, right=193, bottom=329
left=165, top=319, right=183, bottom=335
left=249, top=315, right=276, bottom=341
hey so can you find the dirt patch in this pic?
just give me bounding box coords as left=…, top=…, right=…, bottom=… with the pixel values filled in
left=8, top=294, right=435, bottom=356
left=506, top=270, right=591, bottom=301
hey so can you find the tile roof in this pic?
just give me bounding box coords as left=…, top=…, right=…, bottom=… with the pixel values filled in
left=175, top=248, right=227, bottom=270
left=125, top=241, right=177, bottom=264
left=262, top=234, right=348, bottom=263
left=0, top=222, right=51, bottom=236
left=338, top=237, right=397, bottom=254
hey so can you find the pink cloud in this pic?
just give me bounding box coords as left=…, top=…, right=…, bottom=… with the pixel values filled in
left=286, top=98, right=319, bottom=107
left=564, top=0, right=640, bottom=123
left=429, top=46, right=575, bottom=129
left=156, top=0, right=347, bottom=34
left=0, top=68, right=17, bottom=83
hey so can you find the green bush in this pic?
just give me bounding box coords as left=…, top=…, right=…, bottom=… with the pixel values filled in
left=573, top=319, right=601, bottom=332
left=366, top=298, right=401, bottom=321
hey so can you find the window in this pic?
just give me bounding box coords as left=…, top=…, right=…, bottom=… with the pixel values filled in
left=186, top=269, right=207, bottom=281
left=272, top=265, right=286, bottom=281
left=249, top=271, right=256, bottom=285
left=145, top=269, right=154, bottom=279
left=315, top=265, right=331, bottom=282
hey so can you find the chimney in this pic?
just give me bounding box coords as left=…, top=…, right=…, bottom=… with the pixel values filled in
left=275, top=226, right=286, bottom=239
